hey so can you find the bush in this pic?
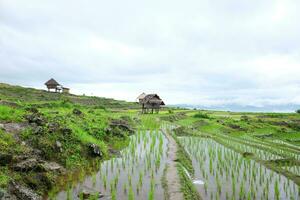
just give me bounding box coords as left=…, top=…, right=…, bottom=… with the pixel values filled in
left=296, top=109, right=300, bottom=114
left=193, top=112, right=210, bottom=119
left=168, top=109, right=174, bottom=114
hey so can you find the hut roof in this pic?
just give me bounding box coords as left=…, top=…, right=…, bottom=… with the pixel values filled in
left=141, top=94, right=163, bottom=104
left=45, top=78, right=60, bottom=86
left=137, top=92, right=147, bottom=100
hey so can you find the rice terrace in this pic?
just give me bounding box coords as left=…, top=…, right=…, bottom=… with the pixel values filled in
left=0, top=83, right=299, bottom=200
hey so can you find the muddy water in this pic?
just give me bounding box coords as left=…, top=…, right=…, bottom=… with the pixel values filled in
left=49, top=130, right=168, bottom=200
left=179, top=137, right=300, bottom=200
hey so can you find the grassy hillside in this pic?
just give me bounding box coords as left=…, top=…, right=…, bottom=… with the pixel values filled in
left=0, top=83, right=140, bottom=197
left=0, top=83, right=139, bottom=109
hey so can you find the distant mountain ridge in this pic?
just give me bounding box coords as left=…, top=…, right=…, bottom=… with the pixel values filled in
left=171, top=103, right=300, bottom=113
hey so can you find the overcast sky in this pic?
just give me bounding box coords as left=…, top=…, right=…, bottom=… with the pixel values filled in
left=1, top=0, right=300, bottom=106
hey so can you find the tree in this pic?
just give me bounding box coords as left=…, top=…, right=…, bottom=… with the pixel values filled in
left=296, top=109, right=300, bottom=114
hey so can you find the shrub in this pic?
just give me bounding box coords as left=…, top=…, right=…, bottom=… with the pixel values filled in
left=296, top=109, right=300, bottom=114
left=193, top=112, right=210, bottom=119
left=0, top=167, right=10, bottom=187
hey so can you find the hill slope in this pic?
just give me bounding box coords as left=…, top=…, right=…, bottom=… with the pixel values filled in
left=0, top=83, right=139, bottom=109
left=0, top=83, right=139, bottom=199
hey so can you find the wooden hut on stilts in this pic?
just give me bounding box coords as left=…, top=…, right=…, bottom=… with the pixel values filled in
left=137, top=93, right=165, bottom=114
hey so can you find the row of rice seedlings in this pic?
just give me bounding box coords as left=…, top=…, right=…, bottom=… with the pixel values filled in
left=216, top=133, right=300, bottom=161
left=214, top=134, right=282, bottom=160
left=240, top=135, right=300, bottom=160
left=272, top=139, right=300, bottom=151
left=93, top=130, right=168, bottom=200
left=178, top=137, right=300, bottom=200
left=251, top=137, right=300, bottom=154
left=284, top=166, right=300, bottom=176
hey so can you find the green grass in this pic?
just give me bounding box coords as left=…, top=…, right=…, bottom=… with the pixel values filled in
left=176, top=117, right=199, bottom=127
left=0, top=105, right=24, bottom=122
left=0, top=167, right=10, bottom=188
left=68, top=123, right=107, bottom=150
left=170, top=131, right=201, bottom=200
left=0, top=83, right=144, bottom=196
left=177, top=164, right=201, bottom=200
left=174, top=135, right=194, bottom=175
left=0, top=83, right=139, bottom=109
left=0, top=129, right=26, bottom=154
left=193, top=112, right=210, bottom=119
left=140, top=115, right=160, bottom=130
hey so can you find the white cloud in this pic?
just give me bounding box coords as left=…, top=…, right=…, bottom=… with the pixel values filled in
left=1, top=0, right=300, bottom=109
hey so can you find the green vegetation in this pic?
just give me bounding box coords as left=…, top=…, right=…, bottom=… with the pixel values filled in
left=179, top=137, right=298, bottom=199
left=0, top=105, right=24, bottom=122
left=173, top=135, right=194, bottom=176
left=175, top=142, right=201, bottom=200
left=165, top=109, right=300, bottom=199
left=0, top=83, right=139, bottom=109
left=193, top=112, right=210, bottom=119
left=1, top=82, right=300, bottom=200
left=0, top=83, right=139, bottom=197
left=52, top=130, right=168, bottom=199
left=0, top=167, right=10, bottom=188
left=177, top=164, right=201, bottom=200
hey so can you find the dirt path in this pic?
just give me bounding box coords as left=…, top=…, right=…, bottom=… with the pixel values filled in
left=163, top=129, right=184, bottom=200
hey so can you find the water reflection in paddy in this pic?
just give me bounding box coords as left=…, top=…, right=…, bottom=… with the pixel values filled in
left=50, top=130, right=168, bottom=200
left=179, top=137, right=299, bottom=200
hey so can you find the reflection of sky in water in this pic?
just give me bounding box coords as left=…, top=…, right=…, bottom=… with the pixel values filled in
left=179, top=137, right=299, bottom=200
left=52, top=131, right=168, bottom=200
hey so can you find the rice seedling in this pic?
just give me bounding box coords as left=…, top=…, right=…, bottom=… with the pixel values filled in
left=128, top=185, right=134, bottom=200
left=54, top=130, right=169, bottom=199
left=178, top=137, right=300, bottom=200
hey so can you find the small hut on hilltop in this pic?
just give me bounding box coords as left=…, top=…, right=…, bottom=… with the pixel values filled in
left=45, top=78, right=61, bottom=92
left=62, top=87, right=70, bottom=94
left=137, top=93, right=165, bottom=114
left=45, top=78, right=70, bottom=93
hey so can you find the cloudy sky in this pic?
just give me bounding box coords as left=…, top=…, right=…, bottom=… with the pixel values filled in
left=1, top=0, right=300, bottom=107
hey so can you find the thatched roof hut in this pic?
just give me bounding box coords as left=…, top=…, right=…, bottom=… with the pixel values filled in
left=45, top=78, right=60, bottom=88
left=138, top=93, right=165, bottom=113
left=136, top=92, right=147, bottom=102
left=45, top=78, right=63, bottom=92
left=141, top=94, right=164, bottom=104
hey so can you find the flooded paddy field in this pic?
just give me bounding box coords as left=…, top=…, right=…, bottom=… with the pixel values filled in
left=178, top=137, right=300, bottom=200
left=48, top=130, right=168, bottom=200
left=214, top=133, right=300, bottom=161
